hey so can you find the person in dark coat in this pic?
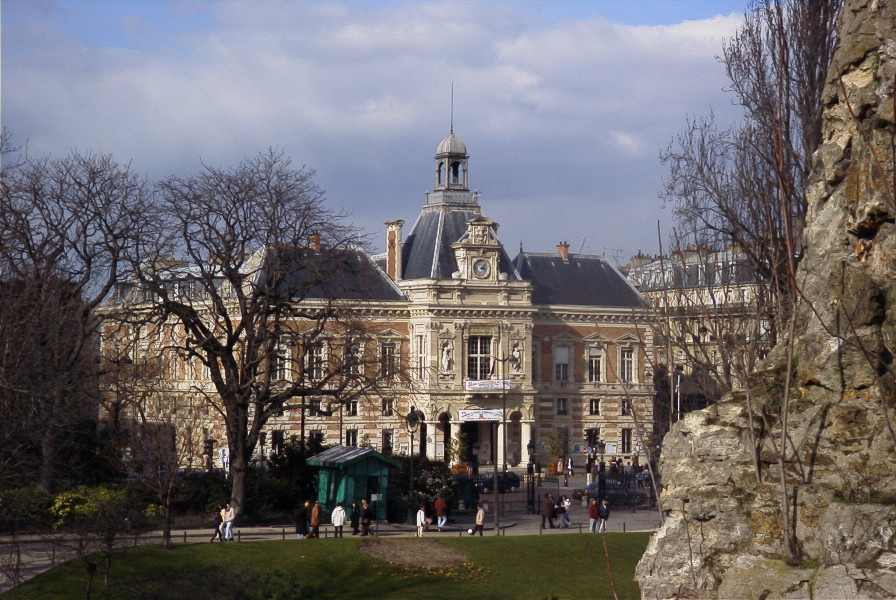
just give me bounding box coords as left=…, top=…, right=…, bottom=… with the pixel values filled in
left=598, top=499, right=610, bottom=533
left=350, top=500, right=361, bottom=535
left=210, top=504, right=224, bottom=542
left=295, top=501, right=310, bottom=539
left=541, top=493, right=555, bottom=529
left=360, top=499, right=373, bottom=536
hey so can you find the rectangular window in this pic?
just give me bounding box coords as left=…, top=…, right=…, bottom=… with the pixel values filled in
left=585, top=427, right=600, bottom=448
left=272, top=339, right=290, bottom=381
left=381, top=429, right=393, bottom=455
left=588, top=351, right=602, bottom=383
left=381, top=397, right=393, bottom=417
left=621, top=428, right=632, bottom=454
left=345, top=340, right=362, bottom=377
left=380, top=342, right=396, bottom=379
left=467, top=336, right=492, bottom=380
left=620, top=348, right=634, bottom=383
left=272, top=430, right=285, bottom=455
left=306, top=342, right=324, bottom=381
left=347, top=400, right=358, bottom=417
left=620, top=398, right=631, bottom=416
left=310, top=430, right=325, bottom=446
left=556, top=398, right=568, bottom=416
left=345, top=429, right=358, bottom=447
left=414, top=334, right=425, bottom=379
left=309, top=398, right=322, bottom=417
left=553, top=345, right=569, bottom=382
left=589, top=398, right=601, bottom=416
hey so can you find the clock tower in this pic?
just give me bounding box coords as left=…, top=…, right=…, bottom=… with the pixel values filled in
left=451, top=216, right=504, bottom=282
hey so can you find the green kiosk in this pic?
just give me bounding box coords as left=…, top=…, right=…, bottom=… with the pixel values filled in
left=307, top=446, right=399, bottom=521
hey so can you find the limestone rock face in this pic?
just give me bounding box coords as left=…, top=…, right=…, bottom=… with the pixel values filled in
left=636, top=1, right=896, bottom=598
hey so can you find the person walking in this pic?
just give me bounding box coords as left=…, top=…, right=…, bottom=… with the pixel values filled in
left=474, top=503, right=485, bottom=536
left=560, top=495, right=572, bottom=528
left=598, top=499, right=610, bottom=533
left=541, top=493, right=555, bottom=529
left=415, top=504, right=426, bottom=538
left=221, top=503, right=235, bottom=541
left=556, top=457, right=563, bottom=476
left=295, top=501, right=310, bottom=540
left=331, top=503, right=346, bottom=538
left=360, top=499, right=373, bottom=536
left=588, top=498, right=600, bottom=533
left=434, top=495, right=447, bottom=531
left=310, top=501, right=321, bottom=539
left=350, top=500, right=361, bottom=536
left=210, top=505, right=224, bottom=542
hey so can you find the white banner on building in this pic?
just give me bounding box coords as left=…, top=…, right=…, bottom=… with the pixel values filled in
left=604, top=442, right=618, bottom=455
left=463, top=379, right=511, bottom=392
left=458, top=408, right=503, bottom=422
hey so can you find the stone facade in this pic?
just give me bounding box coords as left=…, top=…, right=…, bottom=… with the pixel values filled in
left=103, top=132, right=654, bottom=474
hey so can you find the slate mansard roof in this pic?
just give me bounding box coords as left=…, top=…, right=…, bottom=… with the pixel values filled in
left=514, top=252, right=646, bottom=308
left=266, top=246, right=404, bottom=302
left=401, top=202, right=521, bottom=281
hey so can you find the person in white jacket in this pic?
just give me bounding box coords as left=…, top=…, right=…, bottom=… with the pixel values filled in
left=331, top=503, right=346, bottom=538
left=415, top=504, right=426, bottom=537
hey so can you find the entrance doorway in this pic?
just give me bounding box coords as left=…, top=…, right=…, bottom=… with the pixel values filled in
left=461, top=421, right=479, bottom=474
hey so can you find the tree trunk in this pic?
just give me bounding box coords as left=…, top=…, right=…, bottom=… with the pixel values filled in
left=163, top=494, right=173, bottom=548
left=39, top=427, right=56, bottom=492
left=229, top=442, right=249, bottom=516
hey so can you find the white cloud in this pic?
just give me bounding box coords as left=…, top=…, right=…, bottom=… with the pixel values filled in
left=3, top=1, right=743, bottom=256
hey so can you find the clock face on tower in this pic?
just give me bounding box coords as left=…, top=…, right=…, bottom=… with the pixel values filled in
left=472, top=259, right=491, bottom=279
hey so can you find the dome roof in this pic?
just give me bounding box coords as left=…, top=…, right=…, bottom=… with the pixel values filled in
left=435, top=132, right=467, bottom=157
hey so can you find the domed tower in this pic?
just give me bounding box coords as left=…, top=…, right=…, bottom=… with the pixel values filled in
left=434, top=131, right=469, bottom=191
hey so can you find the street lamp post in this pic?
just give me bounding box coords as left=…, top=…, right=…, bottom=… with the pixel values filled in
left=406, top=408, right=420, bottom=524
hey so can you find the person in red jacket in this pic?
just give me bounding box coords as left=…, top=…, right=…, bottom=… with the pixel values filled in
left=434, top=496, right=448, bottom=531
left=588, top=498, right=600, bottom=533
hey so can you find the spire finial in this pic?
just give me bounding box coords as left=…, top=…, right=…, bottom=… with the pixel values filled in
left=450, top=82, right=454, bottom=134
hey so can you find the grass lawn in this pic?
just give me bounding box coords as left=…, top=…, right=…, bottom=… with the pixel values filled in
left=5, top=533, right=649, bottom=600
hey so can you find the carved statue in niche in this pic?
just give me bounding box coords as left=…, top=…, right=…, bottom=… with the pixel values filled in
left=509, top=340, right=523, bottom=373
left=440, top=340, right=453, bottom=373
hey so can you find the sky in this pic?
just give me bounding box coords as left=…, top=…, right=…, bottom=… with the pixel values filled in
left=2, top=1, right=747, bottom=260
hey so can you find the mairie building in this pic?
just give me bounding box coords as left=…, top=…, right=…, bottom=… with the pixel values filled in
left=109, top=131, right=654, bottom=473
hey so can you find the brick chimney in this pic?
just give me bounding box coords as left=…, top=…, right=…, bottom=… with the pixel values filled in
left=556, top=240, right=570, bottom=262
left=385, top=220, right=404, bottom=280
left=309, top=232, right=321, bottom=252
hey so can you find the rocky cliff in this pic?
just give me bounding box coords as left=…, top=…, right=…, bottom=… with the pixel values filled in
left=636, top=1, right=896, bottom=598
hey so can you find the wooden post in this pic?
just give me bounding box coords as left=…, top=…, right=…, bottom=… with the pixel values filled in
left=183, top=530, right=187, bottom=544
left=281, top=528, right=285, bottom=541
left=237, top=530, right=241, bottom=543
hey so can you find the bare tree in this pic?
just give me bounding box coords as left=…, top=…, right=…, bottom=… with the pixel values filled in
left=0, top=148, right=150, bottom=491
left=119, top=149, right=404, bottom=514
left=662, top=0, right=842, bottom=339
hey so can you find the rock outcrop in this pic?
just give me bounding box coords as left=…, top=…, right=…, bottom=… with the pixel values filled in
left=636, top=1, right=896, bottom=598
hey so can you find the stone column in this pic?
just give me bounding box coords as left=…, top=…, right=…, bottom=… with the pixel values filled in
left=496, top=420, right=505, bottom=467
left=426, top=422, right=436, bottom=460
left=520, top=420, right=532, bottom=465
left=449, top=420, right=460, bottom=465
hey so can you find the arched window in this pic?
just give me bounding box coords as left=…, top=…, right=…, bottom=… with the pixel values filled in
left=437, top=162, right=444, bottom=186
left=451, top=161, right=460, bottom=184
